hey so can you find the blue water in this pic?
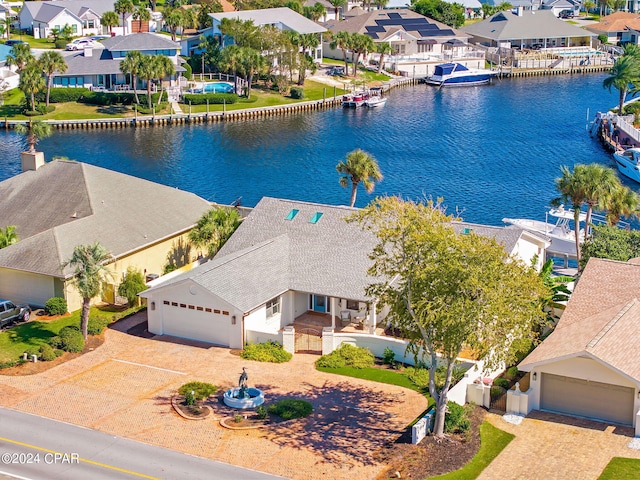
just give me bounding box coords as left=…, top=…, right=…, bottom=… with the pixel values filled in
left=0, top=74, right=628, bottom=226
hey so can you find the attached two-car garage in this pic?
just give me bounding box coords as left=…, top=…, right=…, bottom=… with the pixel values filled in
left=541, top=373, right=635, bottom=426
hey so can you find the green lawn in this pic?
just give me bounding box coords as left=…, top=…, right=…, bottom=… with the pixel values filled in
left=19, top=34, right=58, bottom=50
left=317, top=365, right=425, bottom=393
left=598, top=457, right=640, bottom=479
left=0, top=305, right=141, bottom=363
left=429, top=422, right=515, bottom=480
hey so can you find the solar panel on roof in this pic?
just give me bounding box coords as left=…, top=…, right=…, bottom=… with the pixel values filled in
left=388, top=12, right=402, bottom=18
left=368, top=33, right=379, bottom=39
left=366, top=25, right=386, bottom=32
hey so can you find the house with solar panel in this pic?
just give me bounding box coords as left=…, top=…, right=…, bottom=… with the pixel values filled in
left=323, top=10, right=485, bottom=76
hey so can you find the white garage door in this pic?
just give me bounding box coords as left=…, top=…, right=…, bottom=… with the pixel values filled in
left=541, top=373, right=634, bottom=426
left=161, top=303, right=230, bottom=346
left=0, top=269, right=54, bottom=307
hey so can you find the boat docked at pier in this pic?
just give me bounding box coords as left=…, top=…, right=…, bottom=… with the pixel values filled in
left=342, top=91, right=369, bottom=108
left=425, top=63, right=496, bottom=87
left=613, top=148, right=640, bottom=183
left=365, top=87, right=386, bottom=108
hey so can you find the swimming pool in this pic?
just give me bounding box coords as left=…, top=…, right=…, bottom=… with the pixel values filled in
left=189, top=82, right=235, bottom=94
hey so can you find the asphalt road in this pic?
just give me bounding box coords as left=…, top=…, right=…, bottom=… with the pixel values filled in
left=0, top=407, right=286, bottom=480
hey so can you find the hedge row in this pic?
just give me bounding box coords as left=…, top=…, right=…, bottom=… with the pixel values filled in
left=34, top=88, right=168, bottom=106
left=182, top=93, right=238, bottom=105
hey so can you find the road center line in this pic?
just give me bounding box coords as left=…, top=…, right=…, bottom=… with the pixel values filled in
left=111, top=359, right=186, bottom=375
left=0, top=437, right=159, bottom=479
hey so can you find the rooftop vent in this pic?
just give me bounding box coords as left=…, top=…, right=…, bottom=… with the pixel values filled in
left=309, top=212, right=323, bottom=224
left=285, top=209, right=299, bottom=221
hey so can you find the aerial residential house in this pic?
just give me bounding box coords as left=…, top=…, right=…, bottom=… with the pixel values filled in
left=540, top=0, right=581, bottom=17
left=585, top=12, right=640, bottom=45
left=0, top=44, right=19, bottom=91
left=0, top=159, right=212, bottom=312
left=323, top=10, right=482, bottom=76
left=53, top=33, right=184, bottom=91
left=513, top=257, right=640, bottom=435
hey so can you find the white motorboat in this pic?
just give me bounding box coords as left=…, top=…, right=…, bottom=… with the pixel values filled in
left=613, top=148, right=640, bottom=183
left=365, top=94, right=386, bottom=108
left=425, top=63, right=497, bottom=87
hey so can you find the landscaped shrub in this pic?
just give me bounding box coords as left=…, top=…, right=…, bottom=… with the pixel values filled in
left=256, top=405, right=268, bottom=419
left=87, top=315, right=110, bottom=336
left=178, top=381, right=217, bottom=401
left=267, top=399, right=313, bottom=420
left=80, top=91, right=167, bottom=106
left=50, top=326, right=84, bottom=353
left=382, top=347, right=395, bottom=365
left=289, top=86, right=304, bottom=99
left=315, top=344, right=374, bottom=369
left=38, top=343, right=57, bottom=362
left=504, top=366, right=519, bottom=381
left=182, top=62, right=192, bottom=80
left=24, top=110, right=41, bottom=117
left=35, top=104, right=55, bottom=114
left=44, top=297, right=67, bottom=316
left=0, top=358, right=27, bottom=369
left=405, top=366, right=430, bottom=389
left=490, top=386, right=505, bottom=400
left=241, top=341, right=292, bottom=363
left=54, top=39, right=67, bottom=49
left=117, top=267, right=147, bottom=307
left=444, top=402, right=470, bottom=434
left=181, top=93, right=238, bottom=105
left=39, top=87, right=90, bottom=103
left=493, top=378, right=510, bottom=389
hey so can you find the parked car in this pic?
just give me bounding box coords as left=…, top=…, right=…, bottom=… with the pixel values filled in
left=559, top=9, right=575, bottom=18
left=0, top=300, right=31, bottom=328
left=66, top=38, right=95, bottom=51
left=4, top=40, right=26, bottom=47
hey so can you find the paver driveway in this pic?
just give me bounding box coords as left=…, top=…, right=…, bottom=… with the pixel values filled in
left=0, top=313, right=428, bottom=480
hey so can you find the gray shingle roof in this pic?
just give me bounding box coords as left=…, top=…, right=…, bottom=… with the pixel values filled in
left=211, top=8, right=326, bottom=34
left=101, top=33, right=181, bottom=52
left=462, top=10, right=594, bottom=41
left=0, top=160, right=212, bottom=278
left=451, top=221, right=548, bottom=254
left=22, top=0, right=117, bottom=22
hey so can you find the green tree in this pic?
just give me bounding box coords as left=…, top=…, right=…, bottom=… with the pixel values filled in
left=580, top=224, right=640, bottom=267
left=219, top=18, right=259, bottom=49
left=39, top=51, right=68, bottom=107
left=62, top=243, right=112, bottom=340
left=603, top=55, right=640, bottom=115
left=197, top=0, right=222, bottom=29
left=0, top=226, right=18, bottom=249
left=188, top=207, right=241, bottom=258
left=117, top=267, right=147, bottom=306
left=336, top=149, right=383, bottom=207
left=330, top=31, right=352, bottom=73
left=138, top=54, right=158, bottom=109
left=577, top=164, right=621, bottom=234
left=2, top=17, right=11, bottom=40
left=50, top=24, right=74, bottom=43
left=15, top=120, right=53, bottom=154
left=304, top=2, right=326, bottom=21
left=114, top=0, right=135, bottom=36
left=583, top=0, right=596, bottom=13
left=180, top=8, right=198, bottom=39
left=19, top=64, right=46, bottom=112
left=554, top=165, right=588, bottom=266
left=412, top=0, right=465, bottom=28
left=350, top=33, right=374, bottom=76
left=6, top=43, right=35, bottom=73
left=374, top=42, right=394, bottom=74
left=133, top=6, right=152, bottom=33
left=153, top=55, right=176, bottom=105
left=328, top=0, right=346, bottom=19
left=120, top=51, right=143, bottom=104
left=163, top=7, right=183, bottom=41
left=538, top=259, right=573, bottom=326
left=101, top=11, right=120, bottom=36
left=351, top=197, right=547, bottom=437
left=604, top=184, right=640, bottom=226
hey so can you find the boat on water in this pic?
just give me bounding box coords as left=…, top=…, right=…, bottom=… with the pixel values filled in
left=342, top=91, right=369, bottom=108
left=613, top=148, right=640, bottom=183
left=425, top=63, right=496, bottom=87
left=365, top=88, right=386, bottom=108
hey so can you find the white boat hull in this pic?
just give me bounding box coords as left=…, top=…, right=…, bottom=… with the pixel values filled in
left=613, top=149, right=640, bottom=183
left=365, top=97, right=386, bottom=107
left=503, top=217, right=582, bottom=257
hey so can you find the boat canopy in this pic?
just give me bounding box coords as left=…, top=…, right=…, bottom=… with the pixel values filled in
left=434, top=63, right=469, bottom=76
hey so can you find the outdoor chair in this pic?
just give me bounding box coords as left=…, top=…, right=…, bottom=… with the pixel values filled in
left=340, top=310, right=351, bottom=326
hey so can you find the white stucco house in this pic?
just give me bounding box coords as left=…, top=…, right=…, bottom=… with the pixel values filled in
left=515, top=257, right=640, bottom=434
left=141, top=197, right=551, bottom=351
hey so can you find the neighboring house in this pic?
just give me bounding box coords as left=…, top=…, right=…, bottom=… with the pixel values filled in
left=0, top=44, right=19, bottom=91
left=18, top=0, right=117, bottom=39
left=0, top=159, right=212, bottom=311
left=481, top=0, right=542, bottom=9
left=0, top=3, right=17, bottom=23
left=141, top=197, right=551, bottom=349
left=53, top=33, right=184, bottom=90
left=303, top=0, right=338, bottom=22
left=463, top=9, right=594, bottom=49
left=517, top=257, right=640, bottom=434
left=181, top=7, right=326, bottom=61
left=323, top=10, right=482, bottom=76
left=585, top=12, right=640, bottom=45
left=540, top=0, right=581, bottom=17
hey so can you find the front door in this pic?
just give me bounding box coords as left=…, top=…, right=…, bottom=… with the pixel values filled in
left=312, top=295, right=327, bottom=313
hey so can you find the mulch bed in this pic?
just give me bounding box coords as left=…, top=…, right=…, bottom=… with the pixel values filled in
left=171, top=396, right=213, bottom=420
left=376, top=406, right=486, bottom=480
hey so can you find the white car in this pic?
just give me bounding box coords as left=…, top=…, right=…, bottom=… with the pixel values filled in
left=66, top=39, right=95, bottom=51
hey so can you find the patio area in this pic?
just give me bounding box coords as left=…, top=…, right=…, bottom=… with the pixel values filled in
left=291, top=311, right=387, bottom=336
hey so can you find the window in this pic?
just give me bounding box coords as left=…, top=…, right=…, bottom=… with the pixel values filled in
left=205, top=308, right=212, bottom=312
left=163, top=300, right=169, bottom=305
left=309, top=212, right=323, bottom=224
left=285, top=209, right=299, bottom=220
left=171, top=302, right=178, bottom=306
left=180, top=303, right=186, bottom=308
left=346, top=300, right=359, bottom=310
left=87, top=20, right=95, bottom=29
left=214, top=309, right=220, bottom=314
left=266, top=297, right=280, bottom=318
left=72, top=24, right=78, bottom=33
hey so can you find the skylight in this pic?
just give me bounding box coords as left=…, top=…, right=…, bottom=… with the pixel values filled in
left=309, top=212, right=323, bottom=224
left=285, top=209, right=299, bottom=221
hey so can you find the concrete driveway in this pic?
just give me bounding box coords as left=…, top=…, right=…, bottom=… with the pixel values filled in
left=0, top=312, right=427, bottom=480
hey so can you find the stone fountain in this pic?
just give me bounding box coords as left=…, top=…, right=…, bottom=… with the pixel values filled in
left=223, top=367, right=265, bottom=409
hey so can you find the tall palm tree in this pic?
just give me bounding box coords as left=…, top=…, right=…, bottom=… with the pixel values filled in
left=138, top=54, right=158, bottom=109
left=179, top=8, right=198, bottom=40
left=328, top=0, right=346, bottom=19
left=6, top=43, right=35, bottom=73
left=337, top=149, right=383, bottom=207
left=188, top=207, right=241, bottom=258
left=101, top=11, right=119, bottom=36
left=604, top=184, right=640, bottom=225
left=330, top=31, right=352, bottom=73
left=114, top=0, right=135, bottom=36
left=120, top=51, right=143, bottom=104
left=153, top=55, right=176, bottom=105
left=220, top=44, right=243, bottom=94
left=19, top=64, right=46, bottom=112
left=39, top=51, right=68, bottom=107
left=63, top=243, right=112, bottom=339
left=603, top=55, right=640, bottom=115
left=0, top=226, right=18, bottom=249
left=15, top=120, right=53, bottom=154
left=374, top=42, right=394, bottom=74
left=350, top=33, right=374, bottom=76
left=3, top=17, right=11, bottom=40
left=163, top=7, right=183, bottom=41
left=578, top=163, right=621, bottom=234
left=555, top=165, right=587, bottom=266
left=133, top=6, right=151, bottom=33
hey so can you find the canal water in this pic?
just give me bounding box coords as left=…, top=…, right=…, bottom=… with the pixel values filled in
left=0, top=73, right=626, bottom=226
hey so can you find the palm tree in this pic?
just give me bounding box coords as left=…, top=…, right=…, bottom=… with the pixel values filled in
left=328, top=0, right=346, bottom=19
left=555, top=165, right=587, bottom=266
left=138, top=55, right=158, bottom=109
left=336, top=149, right=383, bottom=207
left=163, top=7, right=183, bottom=41
left=188, top=207, right=241, bottom=258
left=39, top=51, right=68, bottom=107
left=578, top=163, right=621, bottom=234
left=350, top=33, right=374, bottom=76
left=19, top=64, right=46, bottom=112
left=133, top=6, right=151, bottom=33
left=3, top=17, right=11, bottom=40
left=0, top=226, right=18, bottom=249
left=330, top=31, right=352, bottom=73
left=604, top=184, right=640, bottom=225
left=220, top=44, right=243, bottom=94
left=179, top=8, right=198, bottom=40
left=114, top=0, right=135, bottom=36
left=603, top=55, right=640, bottom=115
left=374, top=42, right=394, bottom=74
left=153, top=55, right=176, bottom=105
left=6, top=43, right=35, bottom=73
left=15, top=121, right=53, bottom=154
left=101, top=11, right=119, bottom=36
left=63, top=243, right=112, bottom=339
left=120, top=51, right=143, bottom=104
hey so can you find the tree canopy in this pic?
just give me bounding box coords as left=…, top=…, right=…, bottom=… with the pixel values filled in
left=580, top=224, right=640, bottom=268
left=188, top=207, right=242, bottom=258
left=412, top=0, right=465, bottom=28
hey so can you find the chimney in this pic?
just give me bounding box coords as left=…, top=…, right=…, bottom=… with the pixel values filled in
left=21, top=151, right=45, bottom=172
left=84, top=45, right=92, bottom=57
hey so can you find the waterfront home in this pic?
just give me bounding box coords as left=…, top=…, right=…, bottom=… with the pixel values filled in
left=180, top=8, right=326, bottom=59
left=323, top=10, right=483, bottom=76
left=585, top=12, right=640, bottom=45
left=0, top=44, right=20, bottom=91
left=52, top=33, right=184, bottom=91
left=514, top=257, right=640, bottom=435
left=0, top=159, right=211, bottom=311
left=141, top=197, right=551, bottom=350
left=0, top=3, right=16, bottom=23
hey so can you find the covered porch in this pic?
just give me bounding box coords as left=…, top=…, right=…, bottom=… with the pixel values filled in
left=291, top=311, right=387, bottom=336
